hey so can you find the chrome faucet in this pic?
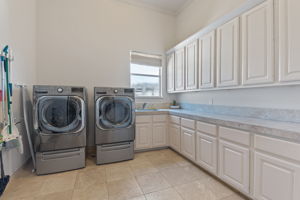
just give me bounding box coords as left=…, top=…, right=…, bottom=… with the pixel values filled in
left=142, top=103, right=147, bottom=109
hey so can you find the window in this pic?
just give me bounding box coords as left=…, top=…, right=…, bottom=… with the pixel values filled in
left=130, top=51, right=162, bottom=98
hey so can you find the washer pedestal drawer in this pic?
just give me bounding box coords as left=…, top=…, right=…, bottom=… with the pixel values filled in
left=36, top=147, right=85, bottom=175
left=96, top=141, right=134, bottom=165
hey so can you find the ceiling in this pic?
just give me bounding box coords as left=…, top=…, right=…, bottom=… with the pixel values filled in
left=118, top=0, right=194, bottom=15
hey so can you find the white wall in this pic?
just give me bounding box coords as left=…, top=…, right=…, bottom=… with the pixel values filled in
left=0, top=0, right=37, bottom=175
left=36, top=0, right=177, bottom=145
left=174, top=0, right=300, bottom=110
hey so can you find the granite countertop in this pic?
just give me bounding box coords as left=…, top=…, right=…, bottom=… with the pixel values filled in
left=136, top=109, right=300, bottom=143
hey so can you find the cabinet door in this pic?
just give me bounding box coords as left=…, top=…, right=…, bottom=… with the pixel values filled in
left=175, top=47, right=185, bottom=91
left=167, top=53, right=175, bottom=92
left=199, top=31, right=215, bottom=89
left=152, top=123, right=167, bottom=148
left=219, top=140, right=250, bottom=194
left=279, top=0, right=300, bottom=82
left=217, top=18, right=240, bottom=87
left=254, top=151, right=300, bottom=200
left=185, top=40, right=198, bottom=90
left=135, top=123, right=152, bottom=150
left=169, top=124, right=181, bottom=152
left=196, top=132, right=217, bottom=174
left=241, top=0, right=274, bottom=85
left=181, top=127, right=196, bottom=161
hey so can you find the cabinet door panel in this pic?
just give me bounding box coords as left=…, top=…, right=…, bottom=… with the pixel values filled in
left=241, top=0, right=274, bottom=85
left=217, top=18, right=239, bottom=87
left=185, top=40, right=198, bottom=90
left=169, top=124, right=181, bottom=152
left=219, top=140, right=250, bottom=194
left=135, top=123, right=152, bottom=150
left=152, top=123, right=167, bottom=148
left=196, top=132, right=217, bottom=174
left=167, top=53, right=175, bottom=92
left=175, top=48, right=185, bottom=91
left=181, top=127, right=196, bottom=161
left=279, top=0, right=300, bottom=82
left=254, top=152, right=300, bottom=200
left=199, top=31, right=215, bottom=88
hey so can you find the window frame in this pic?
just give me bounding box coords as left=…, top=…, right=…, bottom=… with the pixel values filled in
left=130, top=64, right=163, bottom=99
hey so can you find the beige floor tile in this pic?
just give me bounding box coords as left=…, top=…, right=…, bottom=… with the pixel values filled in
left=200, top=178, right=234, bottom=200
left=148, top=155, right=179, bottom=170
left=135, top=172, right=171, bottom=194
left=35, top=190, right=73, bottom=200
left=39, top=171, right=78, bottom=195
left=161, top=165, right=209, bottom=186
left=72, top=182, right=108, bottom=200
left=129, top=161, right=159, bottom=176
left=75, top=167, right=106, bottom=190
left=2, top=176, right=46, bottom=199
left=107, top=177, right=143, bottom=200
left=145, top=188, right=183, bottom=200
left=106, top=162, right=134, bottom=182
left=221, top=193, right=248, bottom=200
left=128, top=195, right=146, bottom=200
left=175, top=179, right=218, bottom=200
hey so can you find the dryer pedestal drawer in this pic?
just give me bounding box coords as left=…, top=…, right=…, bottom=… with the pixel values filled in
left=36, top=147, right=85, bottom=175
left=96, top=142, right=134, bottom=165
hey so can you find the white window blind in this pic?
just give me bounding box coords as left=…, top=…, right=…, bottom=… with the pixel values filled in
left=130, top=51, right=162, bottom=98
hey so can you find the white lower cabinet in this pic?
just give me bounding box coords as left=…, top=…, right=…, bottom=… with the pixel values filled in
left=196, top=132, right=217, bottom=174
left=169, top=123, right=181, bottom=152
left=219, top=140, right=250, bottom=194
left=152, top=122, right=168, bottom=148
left=254, top=151, right=300, bottom=200
left=181, top=127, right=196, bottom=161
left=135, top=115, right=168, bottom=150
left=135, top=123, right=152, bottom=150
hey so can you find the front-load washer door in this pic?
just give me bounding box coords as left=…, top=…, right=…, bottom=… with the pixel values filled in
left=36, top=96, right=86, bottom=134
left=96, top=96, right=134, bottom=130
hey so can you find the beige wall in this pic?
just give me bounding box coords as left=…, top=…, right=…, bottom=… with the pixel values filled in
left=0, top=0, right=37, bottom=175
left=36, top=0, right=177, bottom=145
left=175, top=0, right=245, bottom=42
left=174, top=0, right=300, bottom=110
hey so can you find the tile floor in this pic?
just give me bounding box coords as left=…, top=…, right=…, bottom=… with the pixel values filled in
left=2, top=149, right=248, bottom=200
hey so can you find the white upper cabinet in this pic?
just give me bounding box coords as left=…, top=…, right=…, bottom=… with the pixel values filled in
left=241, top=0, right=274, bottom=85
left=217, top=18, right=240, bottom=87
left=175, top=47, right=185, bottom=91
left=167, top=53, right=175, bottom=92
left=279, top=0, right=300, bottom=82
left=199, top=31, right=216, bottom=89
left=185, top=40, right=198, bottom=90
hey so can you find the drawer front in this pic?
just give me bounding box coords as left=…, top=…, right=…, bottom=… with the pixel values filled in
left=169, top=115, right=180, bottom=124
left=255, top=135, right=300, bottom=162
left=197, top=121, right=217, bottom=136
left=219, top=127, right=250, bottom=146
left=181, top=118, right=195, bottom=129
left=136, top=115, right=152, bottom=124
left=153, top=115, right=168, bottom=122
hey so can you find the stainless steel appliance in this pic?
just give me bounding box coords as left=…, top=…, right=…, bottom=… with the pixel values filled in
left=94, top=87, right=135, bottom=164
left=33, top=85, right=87, bottom=175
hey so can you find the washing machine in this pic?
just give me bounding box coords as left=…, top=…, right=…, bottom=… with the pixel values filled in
left=94, top=87, right=135, bottom=165
left=33, top=85, right=87, bottom=175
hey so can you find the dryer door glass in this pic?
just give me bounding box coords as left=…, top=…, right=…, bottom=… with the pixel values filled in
left=97, top=97, right=133, bottom=129
left=37, top=96, right=85, bottom=134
